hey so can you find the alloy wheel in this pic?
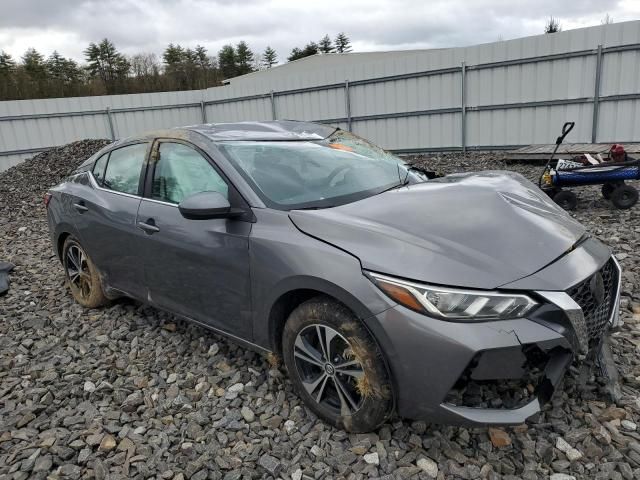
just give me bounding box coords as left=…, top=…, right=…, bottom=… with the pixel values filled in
left=65, top=244, right=92, bottom=300
left=293, top=324, right=365, bottom=415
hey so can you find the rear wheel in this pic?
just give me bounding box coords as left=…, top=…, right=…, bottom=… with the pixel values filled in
left=282, top=297, right=393, bottom=432
left=553, top=190, right=578, bottom=211
left=62, top=236, right=108, bottom=308
left=601, top=182, right=623, bottom=200
left=611, top=185, right=638, bottom=210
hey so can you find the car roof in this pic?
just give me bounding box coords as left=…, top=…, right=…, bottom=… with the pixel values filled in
left=185, top=120, right=337, bottom=141
left=75, top=120, right=338, bottom=171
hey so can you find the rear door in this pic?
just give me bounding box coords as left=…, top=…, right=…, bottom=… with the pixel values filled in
left=136, top=140, right=252, bottom=337
left=72, top=142, right=150, bottom=298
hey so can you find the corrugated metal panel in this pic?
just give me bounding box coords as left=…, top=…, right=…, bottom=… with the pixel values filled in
left=597, top=100, right=640, bottom=142
left=351, top=73, right=460, bottom=117
left=467, top=104, right=594, bottom=146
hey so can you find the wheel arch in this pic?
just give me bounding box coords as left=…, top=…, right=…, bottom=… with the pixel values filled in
left=262, top=276, right=377, bottom=355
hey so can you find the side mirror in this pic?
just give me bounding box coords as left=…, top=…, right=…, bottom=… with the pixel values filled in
left=178, top=191, right=241, bottom=220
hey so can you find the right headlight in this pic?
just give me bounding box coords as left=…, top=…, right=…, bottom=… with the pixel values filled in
left=368, top=272, right=537, bottom=321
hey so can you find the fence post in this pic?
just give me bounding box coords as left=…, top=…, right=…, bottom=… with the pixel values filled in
left=200, top=100, right=207, bottom=123
left=105, top=107, right=116, bottom=140
left=270, top=91, right=277, bottom=120
left=461, top=62, right=467, bottom=153
left=591, top=44, right=603, bottom=143
left=345, top=80, right=352, bottom=131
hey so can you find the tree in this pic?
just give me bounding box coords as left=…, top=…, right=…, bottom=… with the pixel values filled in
left=84, top=39, right=130, bottom=94
left=262, top=46, right=277, bottom=68
left=46, top=51, right=82, bottom=96
left=22, top=48, right=47, bottom=81
left=288, top=42, right=319, bottom=62
left=318, top=34, right=334, bottom=54
left=130, top=53, right=161, bottom=92
left=335, top=33, right=352, bottom=53
left=601, top=14, right=614, bottom=25
left=0, top=51, right=16, bottom=77
left=544, top=17, right=562, bottom=34
left=0, top=51, right=16, bottom=99
left=218, top=44, right=236, bottom=79
left=235, top=41, right=256, bottom=76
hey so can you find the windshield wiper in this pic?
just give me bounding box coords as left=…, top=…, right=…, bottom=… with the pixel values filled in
left=292, top=205, right=336, bottom=210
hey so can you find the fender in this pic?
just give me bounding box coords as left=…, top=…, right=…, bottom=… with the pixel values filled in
left=255, top=274, right=396, bottom=358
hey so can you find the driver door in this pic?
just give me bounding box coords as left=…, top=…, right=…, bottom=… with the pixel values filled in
left=136, top=140, right=253, bottom=338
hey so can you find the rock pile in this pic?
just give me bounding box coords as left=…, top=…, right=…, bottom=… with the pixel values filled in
left=0, top=145, right=639, bottom=479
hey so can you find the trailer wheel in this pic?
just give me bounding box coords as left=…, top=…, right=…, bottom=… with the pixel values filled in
left=602, top=181, right=624, bottom=200
left=553, top=190, right=577, bottom=211
left=611, top=185, right=638, bottom=210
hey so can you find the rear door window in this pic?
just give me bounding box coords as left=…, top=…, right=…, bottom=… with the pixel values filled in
left=103, top=143, right=148, bottom=195
left=92, top=152, right=109, bottom=186
left=151, top=142, right=228, bottom=204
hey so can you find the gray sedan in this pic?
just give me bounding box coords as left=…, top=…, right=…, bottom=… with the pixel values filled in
left=46, top=120, right=621, bottom=432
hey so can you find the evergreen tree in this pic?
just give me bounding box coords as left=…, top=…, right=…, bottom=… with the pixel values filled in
left=235, top=41, right=256, bottom=75
left=0, top=51, right=16, bottom=77
left=288, top=42, right=319, bottom=62
left=319, top=35, right=334, bottom=54
left=544, top=17, right=561, bottom=33
left=0, top=51, right=16, bottom=99
left=46, top=51, right=82, bottom=96
left=218, top=45, right=236, bottom=79
left=262, top=46, right=277, bottom=68
left=84, top=39, right=130, bottom=94
left=334, top=32, right=352, bottom=53
left=22, top=48, right=47, bottom=81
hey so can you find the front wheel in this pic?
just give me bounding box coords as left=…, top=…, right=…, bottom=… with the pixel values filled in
left=62, top=236, right=108, bottom=308
left=282, top=297, right=393, bottom=432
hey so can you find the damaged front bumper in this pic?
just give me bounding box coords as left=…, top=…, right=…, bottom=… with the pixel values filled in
left=373, top=256, right=622, bottom=426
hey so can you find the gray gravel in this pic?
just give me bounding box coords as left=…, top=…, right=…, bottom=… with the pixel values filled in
left=1, top=144, right=640, bottom=479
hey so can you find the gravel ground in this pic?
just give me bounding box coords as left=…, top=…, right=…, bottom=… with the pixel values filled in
left=1, top=143, right=640, bottom=480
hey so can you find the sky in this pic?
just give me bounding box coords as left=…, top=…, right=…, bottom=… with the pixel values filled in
left=0, top=0, right=638, bottom=64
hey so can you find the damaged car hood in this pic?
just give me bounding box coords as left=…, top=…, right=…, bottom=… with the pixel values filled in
left=289, top=171, right=586, bottom=289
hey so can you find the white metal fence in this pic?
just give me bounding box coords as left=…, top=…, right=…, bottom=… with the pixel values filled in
left=1, top=21, right=640, bottom=172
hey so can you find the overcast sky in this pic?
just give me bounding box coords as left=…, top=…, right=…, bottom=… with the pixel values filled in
left=0, top=0, right=638, bottom=64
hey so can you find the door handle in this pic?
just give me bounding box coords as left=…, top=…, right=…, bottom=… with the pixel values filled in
left=73, top=202, right=88, bottom=213
left=138, top=220, right=160, bottom=234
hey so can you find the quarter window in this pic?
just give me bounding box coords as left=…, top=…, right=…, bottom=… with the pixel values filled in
left=92, top=153, right=109, bottom=185
left=152, top=143, right=228, bottom=204
left=103, top=143, right=147, bottom=195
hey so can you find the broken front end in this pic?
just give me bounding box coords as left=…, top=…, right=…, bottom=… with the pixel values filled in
left=372, top=238, right=622, bottom=426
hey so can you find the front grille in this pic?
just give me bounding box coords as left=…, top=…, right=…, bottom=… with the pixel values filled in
left=567, top=258, right=618, bottom=345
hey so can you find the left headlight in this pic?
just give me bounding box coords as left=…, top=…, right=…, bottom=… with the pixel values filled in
left=368, top=272, right=537, bottom=320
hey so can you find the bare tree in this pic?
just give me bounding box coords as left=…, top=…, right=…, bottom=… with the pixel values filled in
left=601, top=14, right=614, bottom=25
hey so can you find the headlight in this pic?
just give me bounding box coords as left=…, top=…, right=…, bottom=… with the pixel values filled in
left=368, top=272, right=537, bottom=320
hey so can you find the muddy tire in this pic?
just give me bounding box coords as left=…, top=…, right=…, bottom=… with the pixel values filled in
left=553, top=190, right=577, bottom=210
left=62, top=236, right=108, bottom=308
left=611, top=185, right=638, bottom=210
left=282, top=297, right=393, bottom=432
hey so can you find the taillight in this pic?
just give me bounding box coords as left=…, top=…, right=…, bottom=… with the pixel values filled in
left=44, top=192, right=52, bottom=208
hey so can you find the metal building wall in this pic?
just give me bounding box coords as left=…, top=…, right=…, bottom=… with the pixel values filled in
left=1, top=20, right=640, bottom=171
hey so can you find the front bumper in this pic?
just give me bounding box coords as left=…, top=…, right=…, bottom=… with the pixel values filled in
left=374, top=256, right=621, bottom=426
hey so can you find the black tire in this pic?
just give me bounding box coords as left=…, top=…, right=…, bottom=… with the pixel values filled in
left=601, top=182, right=623, bottom=200
left=553, top=190, right=578, bottom=211
left=611, top=185, right=638, bottom=210
left=62, top=236, right=108, bottom=308
left=282, top=297, right=393, bottom=432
